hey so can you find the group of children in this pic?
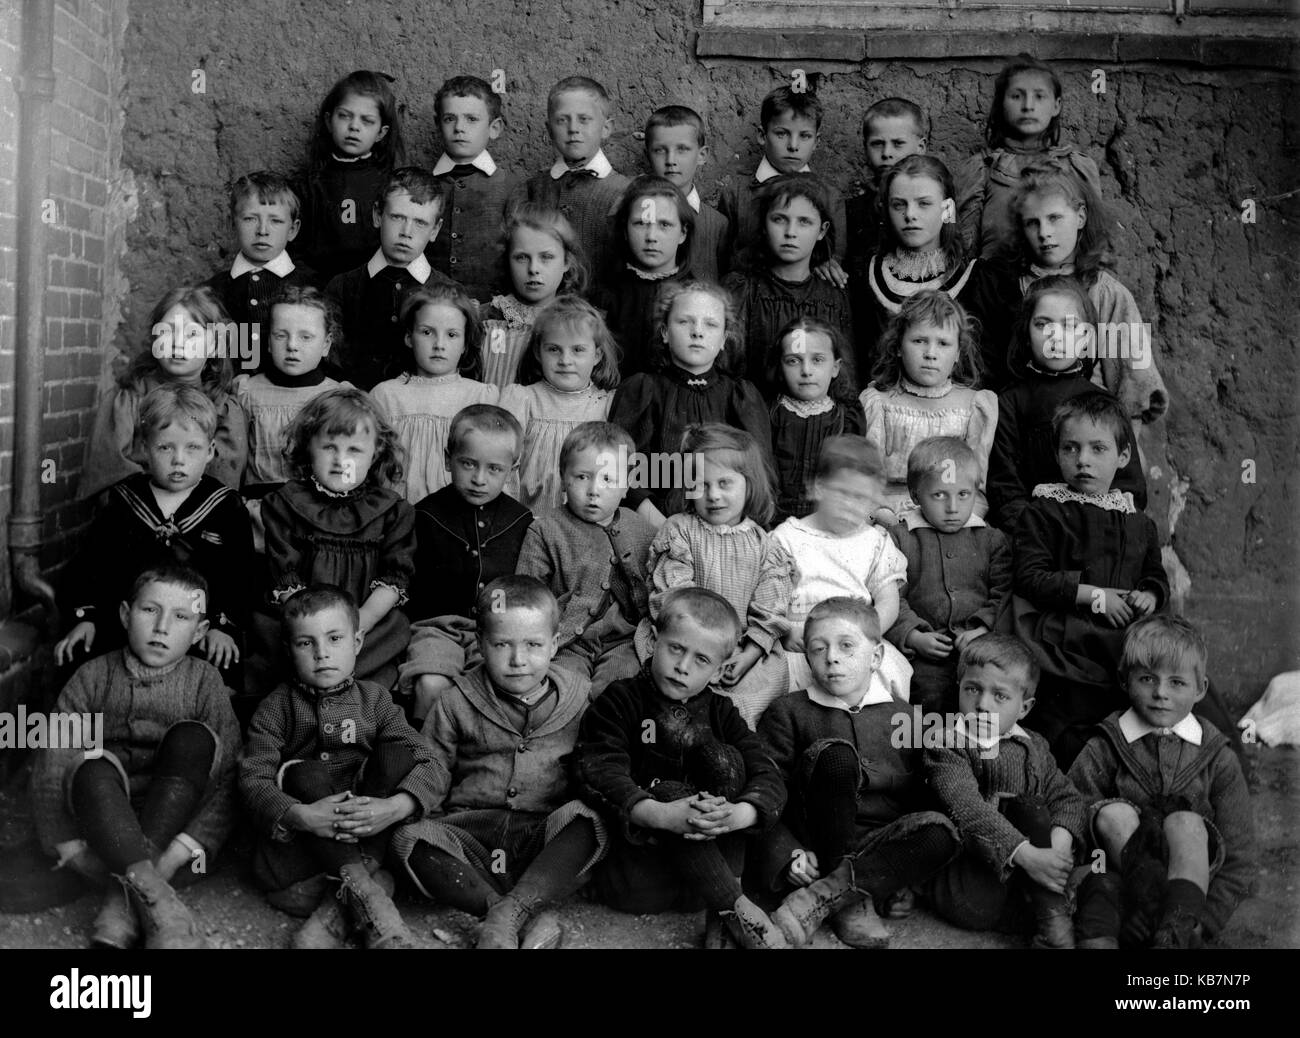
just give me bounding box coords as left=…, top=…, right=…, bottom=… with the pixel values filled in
left=33, top=55, right=1251, bottom=952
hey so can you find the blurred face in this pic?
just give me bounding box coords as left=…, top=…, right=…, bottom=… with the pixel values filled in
left=1028, top=291, right=1092, bottom=372
left=692, top=454, right=748, bottom=527
left=144, top=419, right=215, bottom=494
left=1055, top=415, right=1130, bottom=496
left=563, top=445, right=626, bottom=526
left=766, top=196, right=828, bottom=269
left=406, top=302, right=467, bottom=377
left=480, top=607, right=559, bottom=697
left=375, top=189, right=441, bottom=265
left=537, top=323, right=600, bottom=392
left=900, top=319, right=960, bottom=388
left=509, top=226, right=569, bottom=305
left=328, top=92, right=389, bottom=157
left=309, top=421, right=377, bottom=494
left=269, top=303, right=331, bottom=377
left=864, top=115, right=925, bottom=175
left=626, top=194, right=688, bottom=274
left=812, top=470, right=881, bottom=536
left=447, top=427, right=518, bottom=506
left=1020, top=190, right=1085, bottom=269
left=888, top=173, right=949, bottom=254
left=234, top=198, right=299, bottom=265
left=664, top=290, right=727, bottom=374
left=154, top=304, right=210, bottom=383
left=646, top=124, right=706, bottom=191
left=548, top=89, right=611, bottom=165
left=1126, top=658, right=1207, bottom=730
left=915, top=465, right=979, bottom=534
left=958, top=662, right=1033, bottom=737
left=438, top=94, right=502, bottom=161
left=120, top=580, right=208, bottom=669
left=805, top=616, right=883, bottom=702
left=650, top=615, right=732, bottom=702
left=761, top=110, right=818, bottom=174
left=1001, top=71, right=1060, bottom=144
left=779, top=328, right=839, bottom=401
left=286, top=605, right=362, bottom=690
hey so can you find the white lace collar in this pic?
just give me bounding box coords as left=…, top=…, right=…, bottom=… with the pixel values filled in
left=1031, top=482, right=1136, bottom=514
left=779, top=395, right=835, bottom=418
left=491, top=294, right=548, bottom=329
left=900, top=376, right=954, bottom=399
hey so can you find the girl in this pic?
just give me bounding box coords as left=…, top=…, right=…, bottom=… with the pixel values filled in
left=601, top=175, right=696, bottom=375
left=609, top=281, right=771, bottom=523
left=634, top=424, right=795, bottom=728
left=988, top=276, right=1147, bottom=530
left=765, top=316, right=865, bottom=522
left=500, top=296, right=621, bottom=514
left=723, top=174, right=855, bottom=396
left=481, top=204, right=586, bottom=389
left=955, top=53, right=1102, bottom=261
left=860, top=290, right=998, bottom=524
left=370, top=284, right=498, bottom=504
left=856, top=155, right=1020, bottom=392
left=80, top=285, right=248, bottom=501
left=296, top=70, right=408, bottom=281
left=1011, top=165, right=1169, bottom=425
left=258, top=388, right=416, bottom=687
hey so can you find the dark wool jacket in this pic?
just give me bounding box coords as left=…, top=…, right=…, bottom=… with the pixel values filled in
left=426, top=163, right=521, bottom=302
left=509, top=168, right=631, bottom=282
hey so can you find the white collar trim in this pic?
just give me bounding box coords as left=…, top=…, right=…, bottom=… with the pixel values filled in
left=432, top=151, right=498, bottom=177
left=549, top=149, right=614, bottom=180
left=1119, top=707, right=1203, bottom=746
left=755, top=156, right=809, bottom=182
left=367, top=249, right=432, bottom=284
left=805, top=674, right=894, bottom=712
left=231, top=251, right=295, bottom=278
left=904, top=510, right=988, bottom=532
left=954, top=714, right=1032, bottom=751
left=685, top=186, right=702, bottom=212
left=1031, top=482, right=1136, bottom=514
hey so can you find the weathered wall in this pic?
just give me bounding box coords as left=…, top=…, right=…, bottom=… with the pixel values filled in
left=105, top=0, right=1298, bottom=703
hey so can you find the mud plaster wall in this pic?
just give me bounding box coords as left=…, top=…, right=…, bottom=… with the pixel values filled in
left=108, top=0, right=1299, bottom=705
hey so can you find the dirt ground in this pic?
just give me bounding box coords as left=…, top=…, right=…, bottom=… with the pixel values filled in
left=0, top=744, right=1294, bottom=951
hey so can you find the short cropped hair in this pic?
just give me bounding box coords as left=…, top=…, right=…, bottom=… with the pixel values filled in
left=281, top=585, right=360, bottom=639
left=906, top=436, right=980, bottom=499
left=956, top=634, right=1040, bottom=697
left=435, top=75, right=502, bottom=123
left=1121, top=615, right=1209, bottom=689
left=1051, top=390, right=1131, bottom=455
left=476, top=575, right=560, bottom=634
left=446, top=403, right=523, bottom=460
left=138, top=383, right=218, bottom=442
left=645, top=105, right=706, bottom=147
left=230, top=170, right=301, bottom=222
left=656, top=586, right=742, bottom=657
left=816, top=435, right=885, bottom=483
left=380, top=166, right=445, bottom=212
left=270, top=284, right=343, bottom=352
left=548, top=76, right=613, bottom=118
left=558, top=421, right=634, bottom=475
left=804, top=596, right=881, bottom=644
left=862, top=98, right=927, bottom=144
left=127, top=564, right=209, bottom=617
left=761, top=85, right=823, bottom=131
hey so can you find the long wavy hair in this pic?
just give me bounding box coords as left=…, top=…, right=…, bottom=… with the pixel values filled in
left=284, top=386, right=405, bottom=489
left=870, top=289, right=983, bottom=391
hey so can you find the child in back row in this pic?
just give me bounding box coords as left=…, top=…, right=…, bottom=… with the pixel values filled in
left=845, top=98, right=928, bottom=283
left=644, top=105, right=730, bottom=282
left=427, top=75, right=521, bottom=302
left=80, top=285, right=249, bottom=500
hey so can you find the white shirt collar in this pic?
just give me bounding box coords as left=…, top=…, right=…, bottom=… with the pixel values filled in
left=903, top=510, right=988, bottom=532
left=755, top=156, right=810, bottom=183
left=804, top=672, right=894, bottom=713
left=953, top=713, right=1032, bottom=751
left=549, top=149, right=614, bottom=180
left=1118, top=707, right=1203, bottom=746
left=366, top=248, right=432, bottom=284
left=685, top=186, right=702, bottom=213
left=231, top=250, right=295, bottom=279
left=432, top=150, right=498, bottom=177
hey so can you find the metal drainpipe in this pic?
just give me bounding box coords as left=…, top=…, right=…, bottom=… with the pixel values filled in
left=8, top=0, right=59, bottom=632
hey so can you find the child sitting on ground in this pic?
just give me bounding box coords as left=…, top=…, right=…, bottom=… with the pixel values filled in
left=577, top=587, right=789, bottom=949
left=32, top=564, right=242, bottom=949
left=1068, top=616, right=1255, bottom=949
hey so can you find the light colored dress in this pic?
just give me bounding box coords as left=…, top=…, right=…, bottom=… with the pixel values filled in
left=634, top=512, right=796, bottom=729
left=771, top=515, right=913, bottom=701
left=480, top=294, right=547, bottom=389
left=370, top=372, right=499, bottom=504
left=234, top=373, right=346, bottom=485
left=859, top=379, right=998, bottom=519
left=499, top=381, right=612, bottom=514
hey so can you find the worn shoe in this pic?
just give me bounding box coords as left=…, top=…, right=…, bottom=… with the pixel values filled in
left=338, top=863, right=416, bottom=949
left=121, top=860, right=206, bottom=949
left=772, top=859, right=862, bottom=947
left=719, top=895, right=788, bottom=950
left=877, top=887, right=915, bottom=920
left=832, top=897, right=891, bottom=949
left=89, top=881, right=139, bottom=950
left=294, top=869, right=398, bottom=949
left=1152, top=907, right=1204, bottom=950
left=477, top=893, right=543, bottom=950
left=518, top=910, right=563, bottom=950
left=266, top=873, right=332, bottom=918
left=1030, top=896, right=1076, bottom=949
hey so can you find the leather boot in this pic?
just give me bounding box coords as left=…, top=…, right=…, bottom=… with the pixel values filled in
left=720, top=895, right=788, bottom=950
left=832, top=897, right=891, bottom=949
left=772, top=859, right=863, bottom=947
left=1075, top=871, right=1121, bottom=948
left=1029, top=886, right=1076, bottom=949
left=477, top=893, right=542, bottom=949
left=294, top=869, right=398, bottom=949
left=338, top=863, right=416, bottom=949
left=120, top=860, right=206, bottom=949
left=89, top=881, right=139, bottom=950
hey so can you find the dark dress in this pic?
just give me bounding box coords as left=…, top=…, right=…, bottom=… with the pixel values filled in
left=768, top=396, right=865, bottom=521
left=597, top=265, right=693, bottom=377
left=293, top=154, right=388, bottom=282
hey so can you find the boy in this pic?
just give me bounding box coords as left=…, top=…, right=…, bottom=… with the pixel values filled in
left=509, top=76, right=630, bottom=279
left=324, top=166, right=457, bottom=389
left=428, top=76, right=521, bottom=302
left=576, top=587, right=789, bottom=949
left=716, top=86, right=848, bottom=283
left=845, top=99, right=927, bottom=282
left=924, top=635, right=1088, bottom=949
left=887, top=437, right=1012, bottom=713
left=54, top=384, right=254, bottom=678
left=240, top=586, right=443, bottom=950
left=1009, top=391, right=1168, bottom=766
left=32, top=564, right=242, bottom=949
left=202, top=171, right=317, bottom=367
left=516, top=421, right=655, bottom=695
left=391, top=576, right=607, bottom=949
left=1069, top=616, right=1255, bottom=949
left=644, top=105, right=730, bottom=282
left=756, top=597, right=959, bottom=947
left=399, top=404, right=534, bottom=722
